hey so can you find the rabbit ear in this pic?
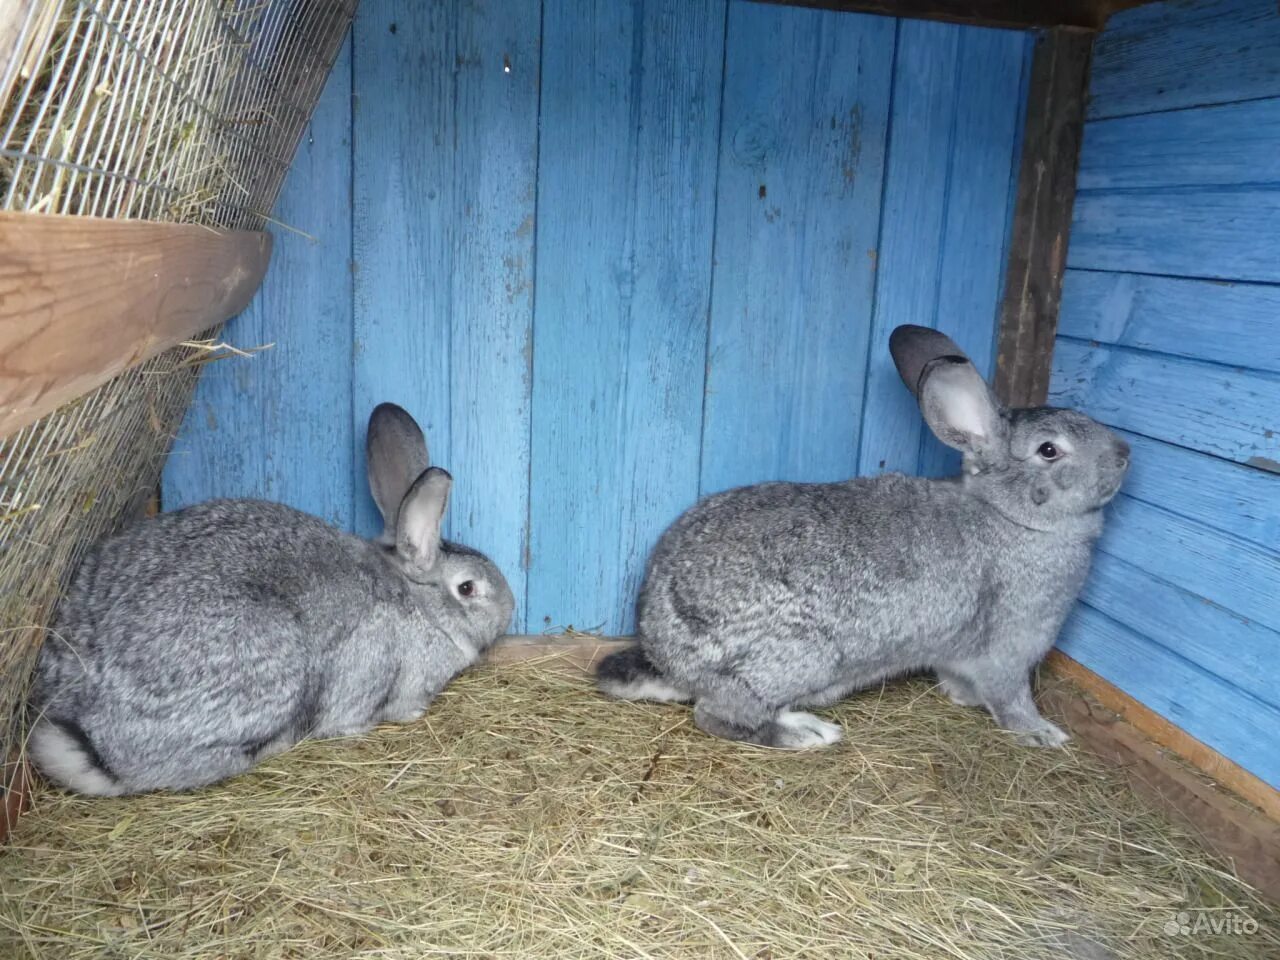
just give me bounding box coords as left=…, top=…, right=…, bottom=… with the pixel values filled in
left=888, top=325, right=1005, bottom=456
left=367, top=404, right=430, bottom=545
left=396, top=467, right=451, bottom=577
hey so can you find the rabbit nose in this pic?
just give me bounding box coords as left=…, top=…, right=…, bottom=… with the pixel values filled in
left=1113, top=438, right=1131, bottom=466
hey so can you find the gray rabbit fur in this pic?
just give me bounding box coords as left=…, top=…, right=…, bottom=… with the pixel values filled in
left=598, top=325, right=1129, bottom=750
left=28, top=403, right=514, bottom=796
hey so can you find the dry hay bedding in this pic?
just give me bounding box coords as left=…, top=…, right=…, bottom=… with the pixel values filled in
left=1, top=664, right=1275, bottom=960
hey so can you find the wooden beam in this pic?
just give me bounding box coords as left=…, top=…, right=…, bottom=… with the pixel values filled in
left=0, top=212, right=272, bottom=438
left=1040, top=656, right=1280, bottom=900
left=485, top=634, right=632, bottom=673
left=993, top=28, right=1092, bottom=408
left=749, top=0, right=1129, bottom=31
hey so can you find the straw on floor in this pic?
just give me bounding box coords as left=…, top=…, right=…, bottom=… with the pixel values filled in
left=1, top=664, right=1275, bottom=960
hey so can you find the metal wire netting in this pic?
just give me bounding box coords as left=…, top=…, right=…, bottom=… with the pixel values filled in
left=0, top=0, right=353, bottom=796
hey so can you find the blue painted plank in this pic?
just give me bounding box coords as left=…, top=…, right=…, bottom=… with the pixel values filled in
left=164, top=40, right=354, bottom=530
left=856, top=20, right=959, bottom=479
left=1078, top=99, right=1280, bottom=191
left=1096, top=493, right=1280, bottom=635
left=1058, top=603, right=1280, bottom=789
left=1114, top=430, right=1279, bottom=551
left=1050, top=338, right=1280, bottom=467
left=1067, top=187, right=1280, bottom=284
left=917, top=26, right=1027, bottom=479
left=1079, top=550, right=1280, bottom=709
left=527, top=0, right=726, bottom=635
left=701, top=3, right=894, bottom=496
left=1058, top=270, right=1280, bottom=375
left=352, top=0, right=539, bottom=629
left=1088, top=0, right=1280, bottom=121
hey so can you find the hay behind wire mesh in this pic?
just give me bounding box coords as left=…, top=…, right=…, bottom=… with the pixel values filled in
left=0, top=0, right=353, bottom=776
left=2, top=666, right=1275, bottom=959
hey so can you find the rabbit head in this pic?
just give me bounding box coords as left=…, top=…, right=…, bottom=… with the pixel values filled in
left=889, top=325, right=1130, bottom=531
left=366, top=403, right=514, bottom=643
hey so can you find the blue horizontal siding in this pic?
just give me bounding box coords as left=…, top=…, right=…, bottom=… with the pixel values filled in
left=1054, top=0, right=1280, bottom=789
left=1058, top=270, right=1280, bottom=374
left=1059, top=604, right=1280, bottom=789
left=1088, top=0, right=1280, bottom=121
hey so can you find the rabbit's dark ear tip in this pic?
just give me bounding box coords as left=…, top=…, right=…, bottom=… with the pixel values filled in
left=370, top=402, right=411, bottom=421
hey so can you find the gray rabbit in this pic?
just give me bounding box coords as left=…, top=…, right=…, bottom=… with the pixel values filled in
left=598, top=325, right=1129, bottom=750
left=28, top=404, right=514, bottom=795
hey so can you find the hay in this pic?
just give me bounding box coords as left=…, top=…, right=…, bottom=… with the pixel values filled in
left=1, top=665, right=1276, bottom=960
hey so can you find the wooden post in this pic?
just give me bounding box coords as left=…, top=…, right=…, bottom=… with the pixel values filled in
left=0, top=212, right=272, bottom=438
left=993, top=28, right=1093, bottom=408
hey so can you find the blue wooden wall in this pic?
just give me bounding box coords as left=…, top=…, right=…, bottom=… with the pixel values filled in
left=165, top=0, right=1030, bottom=635
left=1050, top=0, right=1280, bottom=788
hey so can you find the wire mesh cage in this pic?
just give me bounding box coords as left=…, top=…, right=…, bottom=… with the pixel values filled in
left=0, top=0, right=354, bottom=797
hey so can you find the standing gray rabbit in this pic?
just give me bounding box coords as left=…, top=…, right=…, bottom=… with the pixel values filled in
left=28, top=404, right=514, bottom=795
left=597, top=325, right=1129, bottom=750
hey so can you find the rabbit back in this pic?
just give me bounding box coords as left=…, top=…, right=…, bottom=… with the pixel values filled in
left=30, top=499, right=417, bottom=794
left=633, top=474, right=1093, bottom=709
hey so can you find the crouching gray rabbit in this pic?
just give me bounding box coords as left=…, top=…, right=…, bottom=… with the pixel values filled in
left=597, top=325, right=1129, bottom=750
left=28, top=404, right=514, bottom=795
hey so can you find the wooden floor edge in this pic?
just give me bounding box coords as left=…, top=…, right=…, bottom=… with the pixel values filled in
left=1044, top=651, right=1280, bottom=822
left=1040, top=653, right=1280, bottom=901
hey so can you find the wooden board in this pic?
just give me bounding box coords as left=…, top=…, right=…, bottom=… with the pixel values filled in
left=1058, top=270, right=1280, bottom=375
left=859, top=22, right=1028, bottom=479
left=1057, top=604, right=1280, bottom=790
left=351, top=0, right=541, bottom=627
left=1094, top=493, right=1280, bottom=636
left=1080, top=550, right=1280, bottom=710
left=857, top=21, right=962, bottom=478
left=915, top=26, right=1028, bottom=479
left=164, top=42, right=353, bottom=527
left=1078, top=98, right=1280, bottom=191
left=1068, top=188, right=1280, bottom=283
left=527, top=0, right=726, bottom=634
left=0, top=212, right=271, bottom=439
left=1050, top=338, right=1280, bottom=468
left=701, top=2, right=893, bottom=497
left=750, top=0, right=1149, bottom=31
left=1040, top=657, right=1280, bottom=899
left=1087, top=0, right=1280, bottom=120
left=992, top=28, right=1092, bottom=409
left=1112, top=430, right=1279, bottom=550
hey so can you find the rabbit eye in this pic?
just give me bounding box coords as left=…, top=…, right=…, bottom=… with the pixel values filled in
left=1037, top=442, right=1060, bottom=461
left=457, top=580, right=476, bottom=598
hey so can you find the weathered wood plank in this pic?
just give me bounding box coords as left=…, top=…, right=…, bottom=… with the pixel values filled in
left=992, top=28, right=1092, bottom=409
left=1088, top=0, right=1280, bottom=120
left=917, top=26, right=1028, bottom=479
left=1068, top=188, right=1280, bottom=283
left=1058, top=270, right=1280, bottom=375
left=1057, top=604, right=1280, bottom=789
left=528, top=0, right=725, bottom=635
left=1078, top=99, right=1280, bottom=191
left=351, top=0, right=539, bottom=627
left=857, top=21, right=962, bottom=478
left=1050, top=338, right=1280, bottom=468
left=748, top=0, right=1133, bottom=31
left=1080, top=550, right=1280, bottom=710
left=164, top=42, right=352, bottom=528
left=699, top=3, right=893, bottom=494
left=1040, top=658, right=1280, bottom=897
left=0, top=212, right=271, bottom=440
left=1114, top=430, right=1279, bottom=551
left=1095, top=493, right=1280, bottom=636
